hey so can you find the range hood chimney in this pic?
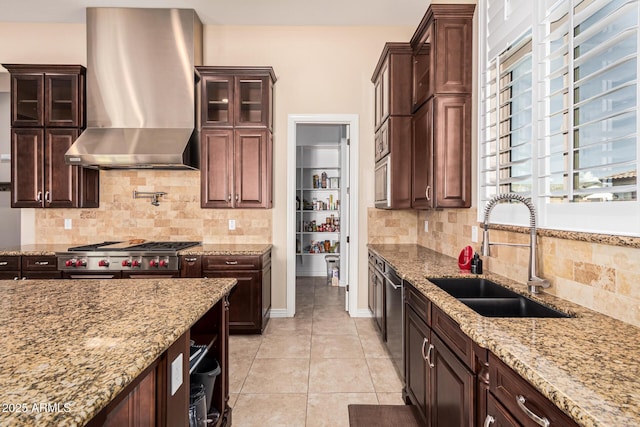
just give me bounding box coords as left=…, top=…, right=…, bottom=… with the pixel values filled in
left=66, top=8, right=203, bottom=170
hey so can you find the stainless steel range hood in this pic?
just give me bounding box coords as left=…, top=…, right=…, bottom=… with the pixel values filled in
left=66, top=7, right=203, bottom=170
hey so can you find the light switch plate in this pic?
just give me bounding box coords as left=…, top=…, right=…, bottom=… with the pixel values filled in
left=424, top=220, right=429, bottom=232
left=170, top=353, right=183, bottom=396
left=64, top=219, right=72, bottom=230
left=471, top=226, right=478, bottom=242
left=229, top=219, right=236, bottom=230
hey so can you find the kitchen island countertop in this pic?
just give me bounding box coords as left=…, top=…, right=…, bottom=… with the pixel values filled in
left=0, top=277, right=236, bottom=427
left=368, top=243, right=640, bottom=427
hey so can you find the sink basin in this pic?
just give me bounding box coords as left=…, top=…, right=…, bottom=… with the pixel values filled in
left=427, top=278, right=521, bottom=298
left=428, top=278, right=571, bottom=318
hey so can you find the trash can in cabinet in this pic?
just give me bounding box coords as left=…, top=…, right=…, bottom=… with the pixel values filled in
left=191, top=357, right=221, bottom=413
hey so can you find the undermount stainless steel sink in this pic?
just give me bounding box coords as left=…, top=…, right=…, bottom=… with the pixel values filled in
left=428, top=278, right=571, bottom=318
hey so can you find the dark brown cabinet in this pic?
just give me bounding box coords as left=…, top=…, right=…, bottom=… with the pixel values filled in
left=0, top=256, right=21, bottom=280
left=22, top=255, right=61, bottom=279
left=372, top=43, right=413, bottom=210
left=4, top=64, right=99, bottom=209
left=202, top=252, right=271, bottom=334
left=198, top=67, right=275, bottom=209
left=200, top=129, right=272, bottom=208
left=409, top=5, right=474, bottom=210
left=404, top=282, right=475, bottom=427
left=488, top=353, right=578, bottom=427
left=367, top=251, right=386, bottom=337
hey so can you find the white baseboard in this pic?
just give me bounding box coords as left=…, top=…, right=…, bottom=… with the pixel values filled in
left=350, top=308, right=374, bottom=318
left=269, top=309, right=290, bottom=318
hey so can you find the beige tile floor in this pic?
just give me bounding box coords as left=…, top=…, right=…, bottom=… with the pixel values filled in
left=229, top=276, right=404, bottom=426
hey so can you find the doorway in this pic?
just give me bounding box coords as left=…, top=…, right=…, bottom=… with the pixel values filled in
left=287, top=114, right=359, bottom=317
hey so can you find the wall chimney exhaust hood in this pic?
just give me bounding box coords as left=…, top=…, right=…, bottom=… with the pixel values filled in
left=65, top=7, right=203, bottom=170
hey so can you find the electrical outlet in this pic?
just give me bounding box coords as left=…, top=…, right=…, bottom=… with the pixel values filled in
left=64, top=219, right=72, bottom=230
left=229, top=219, right=236, bottom=230
left=170, top=353, right=183, bottom=396
left=424, top=220, right=429, bottom=232
left=471, top=226, right=478, bottom=243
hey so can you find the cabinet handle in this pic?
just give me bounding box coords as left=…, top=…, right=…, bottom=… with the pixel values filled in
left=425, top=186, right=431, bottom=201
left=516, top=395, right=550, bottom=427
left=36, top=191, right=42, bottom=202
left=426, top=343, right=435, bottom=368
left=0, top=262, right=7, bottom=266
left=421, top=337, right=429, bottom=360
left=185, top=257, right=198, bottom=262
left=44, top=191, right=51, bottom=203
left=483, top=415, right=495, bottom=427
left=235, top=194, right=239, bottom=202
left=227, top=194, right=231, bottom=202
left=225, top=260, right=238, bottom=265
left=35, top=261, right=49, bottom=266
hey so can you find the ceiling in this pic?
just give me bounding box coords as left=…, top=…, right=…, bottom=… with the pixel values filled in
left=1, top=0, right=432, bottom=26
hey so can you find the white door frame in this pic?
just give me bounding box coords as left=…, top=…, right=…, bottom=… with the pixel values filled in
left=286, top=114, right=359, bottom=317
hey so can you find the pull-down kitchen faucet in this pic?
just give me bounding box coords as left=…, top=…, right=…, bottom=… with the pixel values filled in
left=481, top=193, right=550, bottom=294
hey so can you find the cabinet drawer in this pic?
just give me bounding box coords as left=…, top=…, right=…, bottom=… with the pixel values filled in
left=23, top=255, right=58, bottom=271
left=489, top=353, right=578, bottom=427
left=0, top=271, right=21, bottom=280
left=203, top=255, right=262, bottom=271
left=432, top=304, right=473, bottom=370
left=486, top=393, right=522, bottom=427
left=0, top=256, right=21, bottom=271
left=180, top=255, right=202, bottom=278
left=405, top=282, right=430, bottom=325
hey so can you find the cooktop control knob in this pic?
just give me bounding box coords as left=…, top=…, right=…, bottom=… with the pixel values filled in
left=98, top=260, right=110, bottom=267
left=149, top=260, right=158, bottom=268
left=122, top=260, right=131, bottom=267
left=76, top=259, right=86, bottom=267
left=159, top=260, right=168, bottom=268
left=132, top=260, right=141, bottom=268
left=65, top=259, right=75, bottom=267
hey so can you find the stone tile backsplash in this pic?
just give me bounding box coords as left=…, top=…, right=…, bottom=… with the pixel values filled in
left=34, top=170, right=273, bottom=245
left=367, top=208, right=418, bottom=244
left=416, top=208, right=640, bottom=327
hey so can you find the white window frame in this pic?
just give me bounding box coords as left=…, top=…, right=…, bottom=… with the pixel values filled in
left=478, top=0, right=640, bottom=236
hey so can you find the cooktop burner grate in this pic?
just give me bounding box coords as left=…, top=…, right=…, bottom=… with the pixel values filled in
left=67, top=241, right=200, bottom=252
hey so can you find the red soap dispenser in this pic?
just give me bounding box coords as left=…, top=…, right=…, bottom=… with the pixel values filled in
left=458, top=246, right=473, bottom=271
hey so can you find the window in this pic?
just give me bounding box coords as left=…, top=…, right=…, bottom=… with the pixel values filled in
left=480, top=0, right=640, bottom=235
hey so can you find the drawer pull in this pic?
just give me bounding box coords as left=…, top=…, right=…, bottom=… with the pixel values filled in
left=516, top=395, right=550, bottom=427
left=0, top=262, right=7, bottom=266
left=483, top=415, right=495, bottom=427
left=185, top=257, right=198, bottom=262
left=225, top=261, right=238, bottom=265
left=426, top=343, right=435, bottom=368
left=421, top=337, right=429, bottom=361
left=35, top=261, right=49, bottom=266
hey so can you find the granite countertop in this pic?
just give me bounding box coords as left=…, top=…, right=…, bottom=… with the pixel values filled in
left=179, top=243, right=272, bottom=256
left=0, top=243, right=272, bottom=256
left=368, top=244, right=640, bottom=427
left=0, top=277, right=236, bottom=427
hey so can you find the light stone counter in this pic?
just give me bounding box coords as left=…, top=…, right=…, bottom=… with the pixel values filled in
left=0, top=244, right=71, bottom=256
left=368, top=244, right=640, bottom=427
left=178, top=243, right=272, bottom=256
left=0, top=277, right=236, bottom=427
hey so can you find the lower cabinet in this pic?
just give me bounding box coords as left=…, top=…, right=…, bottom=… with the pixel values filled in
left=22, top=255, right=62, bottom=279
left=487, top=353, right=578, bottom=427
left=0, top=256, right=21, bottom=280
left=367, top=251, right=385, bottom=339
left=404, top=281, right=579, bottom=427
left=404, top=283, right=475, bottom=427
left=201, top=252, right=271, bottom=334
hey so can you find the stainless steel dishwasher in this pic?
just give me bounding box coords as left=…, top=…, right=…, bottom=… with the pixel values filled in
left=384, top=265, right=404, bottom=381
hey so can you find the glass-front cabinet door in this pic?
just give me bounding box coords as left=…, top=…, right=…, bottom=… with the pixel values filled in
left=12, top=74, right=44, bottom=127
left=235, top=77, right=268, bottom=127
left=45, top=74, right=80, bottom=127
left=202, top=76, right=234, bottom=127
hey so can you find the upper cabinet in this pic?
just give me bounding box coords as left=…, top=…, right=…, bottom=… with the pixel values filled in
left=410, top=4, right=475, bottom=111
left=199, top=67, right=275, bottom=130
left=371, top=43, right=413, bottom=209
left=6, top=64, right=85, bottom=128
left=198, top=66, right=276, bottom=209
left=409, top=4, right=474, bottom=209
left=3, top=64, right=98, bottom=209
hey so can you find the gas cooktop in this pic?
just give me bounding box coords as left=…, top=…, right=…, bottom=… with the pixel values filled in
left=67, top=241, right=201, bottom=252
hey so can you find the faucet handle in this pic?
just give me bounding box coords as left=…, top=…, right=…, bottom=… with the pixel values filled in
left=527, top=277, right=550, bottom=294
